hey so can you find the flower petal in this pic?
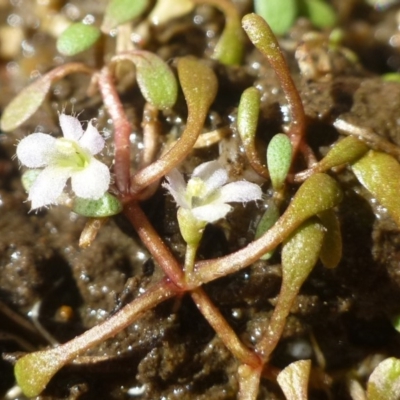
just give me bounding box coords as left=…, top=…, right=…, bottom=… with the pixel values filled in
left=163, top=169, right=189, bottom=208
left=28, top=166, right=70, bottom=209
left=78, top=120, right=105, bottom=155
left=192, top=203, right=232, bottom=223
left=192, top=161, right=228, bottom=196
left=71, top=158, right=110, bottom=199
left=59, top=114, right=84, bottom=141
left=17, top=133, right=56, bottom=168
left=218, top=181, right=262, bottom=203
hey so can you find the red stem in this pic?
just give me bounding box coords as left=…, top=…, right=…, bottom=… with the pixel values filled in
left=98, top=66, right=132, bottom=195
left=124, top=201, right=186, bottom=288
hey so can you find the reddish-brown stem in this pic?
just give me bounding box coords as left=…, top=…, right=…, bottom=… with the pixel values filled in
left=98, top=66, right=132, bottom=195
left=242, top=14, right=306, bottom=158
left=41, top=278, right=178, bottom=366
left=129, top=102, right=208, bottom=194
left=124, top=201, right=186, bottom=287
left=191, top=288, right=261, bottom=368
left=243, top=141, right=270, bottom=180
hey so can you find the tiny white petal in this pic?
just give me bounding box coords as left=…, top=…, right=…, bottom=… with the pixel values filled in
left=203, top=168, right=228, bottom=197
left=29, top=166, right=71, bottom=209
left=163, top=169, right=189, bottom=208
left=192, top=160, right=223, bottom=180
left=71, top=158, right=110, bottom=199
left=192, top=203, right=232, bottom=222
left=59, top=114, right=84, bottom=141
left=17, top=133, right=56, bottom=168
left=78, top=121, right=105, bottom=155
left=218, top=181, right=262, bottom=203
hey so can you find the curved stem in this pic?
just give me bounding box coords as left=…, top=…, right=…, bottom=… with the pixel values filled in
left=124, top=201, right=186, bottom=287
left=191, top=287, right=261, bottom=368
left=98, top=66, right=133, bottom=196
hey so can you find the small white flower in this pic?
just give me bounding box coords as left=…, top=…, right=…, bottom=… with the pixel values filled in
left=17, top=114, right=110, bottom=209
left=163, top=160, right=262, bottom=223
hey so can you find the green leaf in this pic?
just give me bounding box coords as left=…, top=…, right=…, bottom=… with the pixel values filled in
left=352, top=150, right=400, bottom=228
left=300, top=0, right=337, bottom=29
left=101, top=0, right=148, bottom=32
left=282, top=218, right=325, bottom=290
left=57, top=22, right=101, bottom=56
left=277, top=360, right=311, bottom=400
left=15, top=350, right=67, bottom=397
left=367, top=358, right=400, bottom=400
left=318, top=209, right=342, bottom=268
left=113, top=51, right=178, bottom=109
left=382, top=72, right=400, bottom=83
left=318, top=136, right=369, bottom=172
left=284, top=173, right=343, bottom=226
left=72, top=193, right=122, bottom=217
left=254, top=0, right=298, bottom=35
left=267, top=133, right=292, bottom=191
left=213, top=13, right=243, bottom=65
left=0, top=76, right=51, bottom=132
left=237, top=87, right=260, bottom=145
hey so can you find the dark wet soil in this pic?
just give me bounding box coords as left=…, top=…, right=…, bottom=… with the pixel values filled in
left=2, top=1, right=400, bottom=399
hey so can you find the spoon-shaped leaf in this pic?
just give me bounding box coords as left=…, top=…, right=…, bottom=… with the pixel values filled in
left=212, top=11, right=243, bottom=65
left=277, top=360, right=311, bottom=400
left=318, top=136, right=369, bottom=171
left=367, top=357, right=400, bottom=400
left=1, top=63, right=94, bottom=132
left=57, top=22, right=101, bottom=56
left=73, top=193, right=123, bottom=217
left=1, top=77, right=51, bottom=132
left=300, top=0, right=337, bottom=29
left=101, top=0, right=148, bottom=32
left=237, top=87, right=260, bottom=145
left=267, top=133, right=292, bottom=190
left=352, top=150, right=400, bottom=228
left=256, top=218, right=325, bottom=360
left=113, top=51, right=178, bottom=110
left=318, top=209, right=342, bottom=269
left=15, top=348, right=68, bottom=397
left=131, top=56, right=217, bottom=192
left=254, top=0, right=297, bottom=35
left=237, top=86, right=269, bottom=178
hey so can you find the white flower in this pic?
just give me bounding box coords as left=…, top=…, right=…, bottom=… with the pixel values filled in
left=17, top=114, right=110, bottom=209
left=163, top=160, right=262, bottom=223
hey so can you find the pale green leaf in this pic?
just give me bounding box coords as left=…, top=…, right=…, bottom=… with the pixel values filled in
left=57, top=22, right=101, bottom=56
left=367, top=358, right=400, bottom=400
left=102, top=0, right=148, bottom=32
left=73, top=193, right=122, bottom=217
left=114, top=51, right=178, bottom=109
left=237, top=86, right=260, bottom=144
left=352, top=150, right=400, bottom=228
left=282, top=218, right=325, bottom=290
left=267, top=133, right=292, bottom=191
left=15, top=350, right=67, bottom=397
left=277, top=360, right=311, bottom=400
left=300, top=0, right=337, bottom=29
left=0, top=76, right=51, bottom=132
left=254, top=0, right=298, bottom=35
left=318, top=136, right=369, bottom=172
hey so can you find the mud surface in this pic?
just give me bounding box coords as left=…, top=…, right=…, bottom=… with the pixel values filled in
left=2, top=1, right=400, bottom=399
